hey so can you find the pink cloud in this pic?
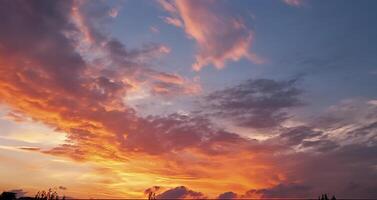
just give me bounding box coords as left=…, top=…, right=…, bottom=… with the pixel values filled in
left=108, top=7, right=120, bottom=18
left=163, top=16, right=183, bottom=28
left=158, top=0, right=264, bottom=71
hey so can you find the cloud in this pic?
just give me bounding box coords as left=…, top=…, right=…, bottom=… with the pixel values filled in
left=0, top=2, right=271, bottom=196
left=103, top=39, right=170, bottom=64
left=19, top=147, right=41, bottom=151
left=156, top=186, right=206, bottom=199
left=122, top=113, right=248, bottom=155
left=0, top=0, right=199, bottom=156
left=7, top=189, right=27, bottom=198
left=148, top=72, right=201, bottom=96
left=68, top=1, right=195, bottom=98
left=3, top=111, right=28, bottom=123
left=274, top=126, right=322, bottom=146
left=282, top=0, right=304, bottom=7
left=150, top=26, right=160, bottom=33
left=0, top=0, right=194, bottom=170
left=157, top=0, right=177, bottom=14
left=1, top=1, right=377, bottom=199
left=217, top=191, right=238, bottom=199
left=162, top=143, right=377, bottom=199
left=59, top=186, right=67, bottom=190
left=158, top=0, right=264, bottom=71
left=301, top=139, right=339, bottom=152
left=162, top=16, right=183, bottom=28
left=244, top=183, right=312, bottom=198
left=313, top=99, right=377, bottom=145
left=204, top=78, right=303, bottom=129
left=108, top=7, right=120, bottom=18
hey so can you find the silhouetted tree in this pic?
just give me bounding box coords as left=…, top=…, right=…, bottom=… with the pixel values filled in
left=35, top=189, right=62, bottom=200
left=147, top=191, right=156, bottom=200
left=0, top=192, right=16, bottom=200
left=319, top=193, right=337, bottom=200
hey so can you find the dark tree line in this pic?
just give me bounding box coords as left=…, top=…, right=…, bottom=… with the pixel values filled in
left=318, top=193, right=337, bottom=200
left=0, top=189, right=65, bottom=200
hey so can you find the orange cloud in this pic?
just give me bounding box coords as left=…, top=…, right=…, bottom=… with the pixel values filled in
left=148, top=72, right=201, bottom=96
left=0, top=1, right=267, bottom=197
left=1, top=1, right=377, bottom=199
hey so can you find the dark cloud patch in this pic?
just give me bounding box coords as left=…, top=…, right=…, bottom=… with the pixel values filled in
left=277, top=144, right=377, bottom=199
left=343, top=181, right=377, bottom=198
left=156, top=186, right=205, bottom=199
left=217, top=191, right=238, bottom=199
left=58, top=186, right=67, bottom=190
left=332, top=144, right=377, bottom=164
left=313, top=99, right=377, bottom=145
left=279, top=126, right=322, bottom=146
left=104, top=39, right=169, bottom=68
left=43, top=144, right=89, bottom=162
left=301, top=139, right=339, bottom=152
left=123, top=113, right=250, bottom=155
left=343, top=121, right=377, bottom=145
left=314, top=99, right=377, bottom=129
left=18, top=147, right=41, bottom=151
left=0, top=0, right=85, bottom=93
left=245, top=183, right=312, bottom=198
left=204, top=78, right=303, bottom=129
left=7, top=189, right=27, bottom=198
left=266, top=125, right=340, bottom=153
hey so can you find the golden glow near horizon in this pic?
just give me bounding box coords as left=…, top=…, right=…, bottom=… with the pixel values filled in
left=0, top=107, right=272, bottom=198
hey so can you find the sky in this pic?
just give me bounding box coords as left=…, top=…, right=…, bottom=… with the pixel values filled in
left=0, top=0, right=377, bottom=199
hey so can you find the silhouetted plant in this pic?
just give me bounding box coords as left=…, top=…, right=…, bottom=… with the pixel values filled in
left=34, top=189, right=64, bottom=200
left=318, top=193, right=336, bottom=200
left=147, top=191, right=156, bottom=200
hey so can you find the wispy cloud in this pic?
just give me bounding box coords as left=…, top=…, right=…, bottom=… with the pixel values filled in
left=150, top=26, right=160, bottom=33
left=282, top=0, right=304, bottom=7
left=203, top=78, right=303, bottom=129
left=162, top=16, right=183, bottom=28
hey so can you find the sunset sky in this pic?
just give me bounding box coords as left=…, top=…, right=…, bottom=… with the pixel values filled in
left=0, top=0, right=377, bottom=199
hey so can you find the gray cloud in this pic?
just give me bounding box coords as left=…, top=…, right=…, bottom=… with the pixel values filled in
left=122, top=113, right=250, bottom=155
left=58, top=186, right=67, bottom=190
left=313, top=99, right=377, bottom=145
left=301, top=139, right=339, bottom=152
left=204, top=78, right=303, bottom=129
left=217, top=191, right=238, bottom=199
left=276, top=126, right=322, bottom=146
left=156, top=186, right=205, bottom=199
left=245, top=183, right=312, bottom=198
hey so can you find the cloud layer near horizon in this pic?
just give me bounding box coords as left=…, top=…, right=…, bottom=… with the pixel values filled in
left=0, top=0, right=376, bottom=199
